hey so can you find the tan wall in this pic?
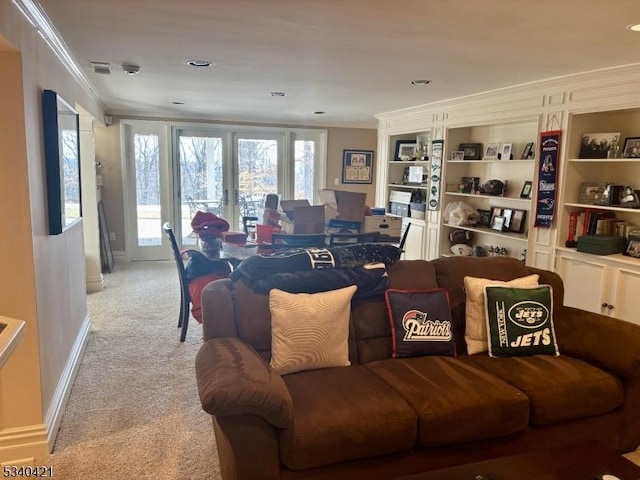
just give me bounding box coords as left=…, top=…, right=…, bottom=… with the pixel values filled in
left=325, top=127, right=377, bottom=206
left=0, top=0, right=104, bottom=456
left=95, top=120, right=377, bottom=252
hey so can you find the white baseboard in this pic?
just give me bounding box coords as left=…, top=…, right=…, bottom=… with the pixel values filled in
left=44, top=314, right=91, bottom=453
left=0, top=425, right=48, bottom=464
left=86, top=274, right=104, bottom=293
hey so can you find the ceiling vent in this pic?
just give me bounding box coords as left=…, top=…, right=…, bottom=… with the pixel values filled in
left=91, top=61, right=111, bottom=75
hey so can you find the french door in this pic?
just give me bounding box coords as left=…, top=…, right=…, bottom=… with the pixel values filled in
left=123, top=121, right=326, bottom=260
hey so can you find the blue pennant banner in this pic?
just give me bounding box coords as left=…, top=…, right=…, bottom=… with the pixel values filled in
left=534, top=130, right=562, bottom=228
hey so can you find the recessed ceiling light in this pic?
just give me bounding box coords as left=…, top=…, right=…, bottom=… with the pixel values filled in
left=627, top=23, right=640, bottom=32
left=187, top=60, right=213, bottom=67
left=410, top=79, right=432, bottom=85
left=313, top=111, right=326, bottom=115
left=171, top=101, right=184, bottom=105
left=270, top=92, right=286, bottom=97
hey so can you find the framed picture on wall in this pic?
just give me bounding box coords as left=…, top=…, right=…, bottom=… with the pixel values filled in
left=342, top=149, right=374, bottom=184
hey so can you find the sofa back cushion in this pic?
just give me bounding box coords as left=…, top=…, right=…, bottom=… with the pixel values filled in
left=352, top=260, right=438, bottom=364
left=431, top=256, right=531, bottom=355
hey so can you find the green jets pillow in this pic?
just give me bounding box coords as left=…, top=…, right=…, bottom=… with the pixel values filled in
left=484, top=285, right=559, bottom=358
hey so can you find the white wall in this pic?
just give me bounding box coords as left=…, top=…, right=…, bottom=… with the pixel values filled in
left=0, top=0, right=104, bottom=461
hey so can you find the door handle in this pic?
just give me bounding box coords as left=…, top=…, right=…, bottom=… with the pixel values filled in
left=223, top=189, right=229, bottom=206
left=235, top=189, right=239, bottom=206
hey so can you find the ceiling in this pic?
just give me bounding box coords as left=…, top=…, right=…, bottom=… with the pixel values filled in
left=35, top=0, right=640, bottom=128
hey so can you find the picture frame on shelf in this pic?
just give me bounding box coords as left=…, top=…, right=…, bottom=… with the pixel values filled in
left=458, top=143, right=483, bottom=160
left=623, top=137, right=640, bottom=158
left=484, top=143, right=500, bottom=160
left=394, top=140, right=417, bottom=161
left=416, top=134, right=431, bottom=160
left=502, top=208, right=514, bottom=230
left=342, top=149, right=373, bottom=184
left=577, top=181, right=610, bottom=205
left=521, top=142, right=535, bottom=159
left=500, top=143, right=513, bottom=160
left=489, top=206, right=502, bottom=227
left=491, top=215, right=506, bottom=232
left=520, top=180, right=533, bottom=199
left=451, top=150, right=465, bottom=161
left=509, top=209, right=527, bottom=233
left=477, top=209, right=492, bottom=227
left=579, top=132, right=620, bottom=159
left=624, top=238, right=640, bottom=258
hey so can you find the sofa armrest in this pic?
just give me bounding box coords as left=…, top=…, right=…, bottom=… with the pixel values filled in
left=195, top=337, right=293, bottom=428
left=554, top=306, right=640, bottom=379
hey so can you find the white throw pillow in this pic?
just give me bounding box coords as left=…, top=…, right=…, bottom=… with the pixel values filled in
left=269, top=285, right=357, bottom=375
left=463, top=274, right=539, bottom=355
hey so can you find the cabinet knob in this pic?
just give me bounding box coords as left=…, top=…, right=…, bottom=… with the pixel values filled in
left=602, top=303, right=609, bottom=308
left=607, top=304, right=614, bottom=310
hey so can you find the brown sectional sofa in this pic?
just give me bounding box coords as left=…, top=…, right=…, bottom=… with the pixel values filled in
left=195, top=256, right=640, bottom=480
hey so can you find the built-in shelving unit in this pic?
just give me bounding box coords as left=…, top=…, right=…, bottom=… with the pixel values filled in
left=555, top=107, right=640, bottom=323
left=439, top=120, right=538, bottom=260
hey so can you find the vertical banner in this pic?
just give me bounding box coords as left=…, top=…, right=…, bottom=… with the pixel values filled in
left=428, top=140, right=444, bottom=211
left=534, top=130, right=562, bottom=228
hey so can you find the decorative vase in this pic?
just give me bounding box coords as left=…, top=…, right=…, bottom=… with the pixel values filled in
left=197, top=237, right=222, bottom=258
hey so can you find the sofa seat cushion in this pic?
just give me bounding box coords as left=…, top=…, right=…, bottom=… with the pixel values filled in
left=464, top=354, right=624, bottom=425
left=365, top=356, right=529, bottom=447
left=279, top=365, right=417, bottom=470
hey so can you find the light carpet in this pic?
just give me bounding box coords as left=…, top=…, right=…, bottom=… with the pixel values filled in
left=47, top=260, right=221, bottom=479
left=44, top=260, right=640, bottom=478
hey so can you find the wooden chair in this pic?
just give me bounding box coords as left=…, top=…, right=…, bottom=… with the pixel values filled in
left=163, top=222, right=230, bottom=342
left=270, top=233, right=327, bottom=252
left=328, top=231, right=380, bottom=246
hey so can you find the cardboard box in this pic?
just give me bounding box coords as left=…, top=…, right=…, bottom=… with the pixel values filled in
left=363, top=215, right=402, bottom=238
left=279, top=200, right=326, bottom=234
left=319, top=189, right=367, bottom=222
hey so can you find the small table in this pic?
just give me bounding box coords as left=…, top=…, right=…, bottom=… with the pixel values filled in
left=397, top=441, right=640, bottom=480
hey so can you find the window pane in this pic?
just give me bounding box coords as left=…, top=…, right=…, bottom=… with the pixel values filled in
left=178, top=135, right=223, bottom=245
left=134, top=133, right=161, bottom=246
left=237, top=138, right=278, bottom=228
left=294, top=140, right=314, bottom=201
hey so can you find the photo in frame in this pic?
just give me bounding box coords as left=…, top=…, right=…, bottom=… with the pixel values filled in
left=623, top=137, right=640, bottom=158
left=491, top=215, right=506, bottom=232
left=458, top=143, right=483, bottom=160
left=477, top=209, right=492, bottom=227
left=509, top=209, right=527, bottom=233
left=520, top=180, right=533, bottom=199
left=625, top=239, right=640, bottom=258
left=342, top=149, right=373, bottom=184
left=484, top=143, right=500, bottom=160
left=451, top=150, right=465, bottom=161
left=579, top=132, right=620, bottom=159
left=502, top=208, right=514, bottom=230
left=394, top=140, right=417, bottom=161
left=500, top=143, right=513, bottom=160
left=489, top=206, right=502, bottom=227
left=521, top=142, right=535, bottom=159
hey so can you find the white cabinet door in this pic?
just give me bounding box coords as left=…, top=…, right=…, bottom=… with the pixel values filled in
left=608, top=268, right=640, bottom=325
left=556, top=255, right=609, bottom=314
left=402, top=220, right=425, bottom=260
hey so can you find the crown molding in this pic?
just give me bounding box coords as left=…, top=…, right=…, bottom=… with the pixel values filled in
left=11, top=0, right=107, bottom=111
